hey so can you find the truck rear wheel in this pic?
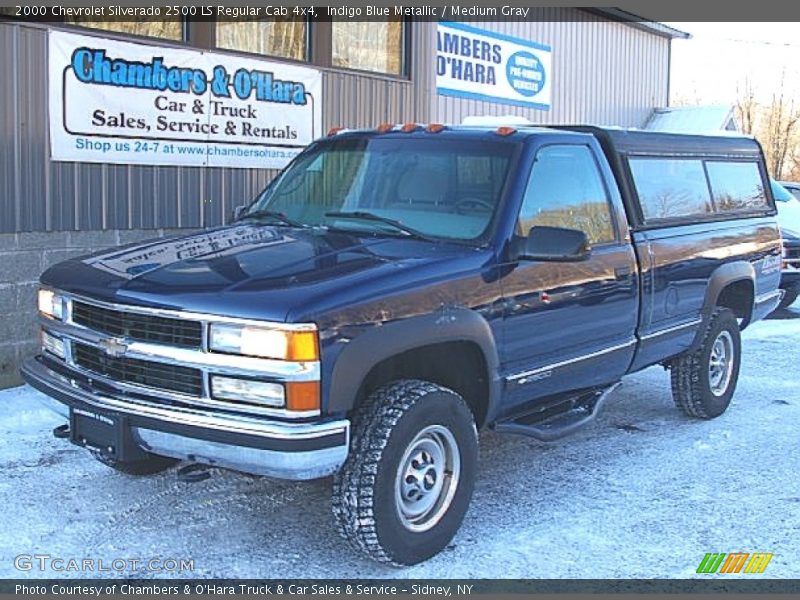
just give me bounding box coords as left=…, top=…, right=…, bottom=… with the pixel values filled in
left=332, top=379, right=478, bottom=566
left=670, top=308, right=741, bottom=419
left=92, top=451, right=178, bottom=476
left=778, top=288, right=798, bottom=310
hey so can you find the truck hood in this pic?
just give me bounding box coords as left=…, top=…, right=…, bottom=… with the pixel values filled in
left=41, top=223, right=486, bottom=322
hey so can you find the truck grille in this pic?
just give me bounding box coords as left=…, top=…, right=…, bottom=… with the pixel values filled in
left=72, top=301, right=202, bottom=348
left=73, top=343, right=203, bottom=397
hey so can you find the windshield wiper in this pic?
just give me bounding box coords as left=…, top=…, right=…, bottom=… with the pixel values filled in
left=324, top=211, right=432, bottom=240
left=237, top=209, right=310, bottom=229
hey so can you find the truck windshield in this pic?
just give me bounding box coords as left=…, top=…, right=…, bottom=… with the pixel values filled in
left=246, top=136, right=516, bottom=241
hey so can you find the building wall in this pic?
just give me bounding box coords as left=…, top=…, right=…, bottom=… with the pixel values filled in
left=0, top=20, right=435, bottom=234
left=436, top=9, right=670, bottom=127
left=0, top=16, right=668, bottom=388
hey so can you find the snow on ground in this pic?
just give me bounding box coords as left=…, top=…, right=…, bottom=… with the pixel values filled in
left=1, top=306, right=799, bottom=579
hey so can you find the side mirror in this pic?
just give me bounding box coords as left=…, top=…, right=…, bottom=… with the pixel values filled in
left=231, top=205, right=247, bottom=222
left=513, top=225, right=592, bottom=262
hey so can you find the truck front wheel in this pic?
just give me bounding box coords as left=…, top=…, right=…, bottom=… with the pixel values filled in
left=332, top=379, right=478, bottom=566
left=670, top=307, right=741, bottom=419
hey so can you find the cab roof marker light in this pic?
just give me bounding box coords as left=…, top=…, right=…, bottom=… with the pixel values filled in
left=462, top=115, right=533, bottom=126
left=495, top=126, right=518, bottom=136
left=426, top=123, right=447, bottom=133
left=327, top=127, right=345, bottom=136
left=400, top=123, right=419, bottom=133
left=376, top=123, right=394, bottom=133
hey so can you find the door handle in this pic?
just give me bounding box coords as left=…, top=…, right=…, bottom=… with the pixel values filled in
left=614, top=266, right=632, bottom=280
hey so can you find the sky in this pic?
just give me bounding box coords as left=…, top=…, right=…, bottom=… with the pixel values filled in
left=665, top=23, right=800, bottom=106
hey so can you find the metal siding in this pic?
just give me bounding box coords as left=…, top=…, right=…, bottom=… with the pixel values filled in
left=436, top=9, right=669, bottom=128
left=322, top=23, right=435, bottom=129
left=0, top=23, right=17, bottom=233
left=1, top=17, right=667, bottom=234
left=15, top=25, right=50, bottom=232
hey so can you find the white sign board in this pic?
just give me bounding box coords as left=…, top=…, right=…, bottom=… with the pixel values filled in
left=436, top=22, right=552, bottom=111
left=49, top=30, right=322, bottom=169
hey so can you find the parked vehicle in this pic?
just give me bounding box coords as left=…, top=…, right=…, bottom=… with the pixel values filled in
left=778, top=180, right=800, bottom=201
left=773, top=180, right=800, bottom=308
left=22, top=124, right=782, bottom=565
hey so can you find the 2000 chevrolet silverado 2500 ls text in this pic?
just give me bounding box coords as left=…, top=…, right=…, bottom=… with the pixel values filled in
left=22, top=124, right=783, bottom=565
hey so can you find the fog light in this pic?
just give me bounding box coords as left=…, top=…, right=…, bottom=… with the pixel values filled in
left=41, top=330, right=66, bottom=359
left=286, top=381, right=321, bottom=412
left=210, top=376, right=285, bottom=407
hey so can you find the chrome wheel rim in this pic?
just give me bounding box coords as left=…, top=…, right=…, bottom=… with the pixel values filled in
left=708, top=330, right=734, bottom=397
left=395, top=425, right=461, bottom=533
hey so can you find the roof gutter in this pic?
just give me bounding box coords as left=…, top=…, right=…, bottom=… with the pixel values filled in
left=584, top=8, right=691, bottom=39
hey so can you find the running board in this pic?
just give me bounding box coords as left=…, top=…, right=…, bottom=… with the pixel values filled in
left=493, top=382, right=621, bottom=442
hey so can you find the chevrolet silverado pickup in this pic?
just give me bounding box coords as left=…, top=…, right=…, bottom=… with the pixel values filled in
left=22, top=124, right=783, bottom=565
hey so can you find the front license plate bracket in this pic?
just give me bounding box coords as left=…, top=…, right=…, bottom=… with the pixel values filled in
left=69, top=408, right=148, bottom=462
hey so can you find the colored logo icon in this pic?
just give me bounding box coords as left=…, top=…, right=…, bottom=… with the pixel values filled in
left=697, top=552, right=773, bottom=574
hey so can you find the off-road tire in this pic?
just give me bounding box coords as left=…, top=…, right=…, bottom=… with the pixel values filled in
left=92, top=451, right=178, bottom=476
left=332, top=379, right=478, bottom=566
left=670, top=307, right=741, bottom=419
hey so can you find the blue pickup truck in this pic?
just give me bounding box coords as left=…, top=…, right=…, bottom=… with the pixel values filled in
left=22, top=124, right=783, bottom=565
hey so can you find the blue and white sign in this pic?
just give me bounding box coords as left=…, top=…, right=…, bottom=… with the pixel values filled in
left=436, top=22, right=552, bottom=110
left=49, top=30, right=322, bottom=169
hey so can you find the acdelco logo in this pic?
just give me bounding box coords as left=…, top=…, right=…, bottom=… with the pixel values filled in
left=97, top=337, right=128, bottom=358
left=697, top=552, right=773, bottom=574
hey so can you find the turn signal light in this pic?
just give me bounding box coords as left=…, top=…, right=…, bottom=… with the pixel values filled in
left=286, top=381, right=321, bottom=412
left=376, top=123, right=394, bottom=133
left=400, top=122, right=419, bottom=133
left=495, top=126, right=517, bottom=136
left=285, top=330, right=320, bottom=362
left=426, top=123, right=446, bottom=133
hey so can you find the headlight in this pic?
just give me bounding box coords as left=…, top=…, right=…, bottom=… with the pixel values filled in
left=211, top=376, right=285, bottom=407
left=38, top=289, right=65, bottom=320
left=208, top=323, right=318, bottom=361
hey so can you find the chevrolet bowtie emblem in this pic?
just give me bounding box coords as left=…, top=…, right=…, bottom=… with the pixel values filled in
left=98, top=337, right=128, bottom=358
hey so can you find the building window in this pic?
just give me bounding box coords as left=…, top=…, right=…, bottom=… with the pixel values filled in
left=216, top=18, right=307, bottom=60
left=332, top=20, right=405, bottom=75
left=64, top=18, right=184, bottom=41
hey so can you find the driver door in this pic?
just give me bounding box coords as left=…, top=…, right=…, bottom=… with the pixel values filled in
left=499, top=143, right=638, bottom=413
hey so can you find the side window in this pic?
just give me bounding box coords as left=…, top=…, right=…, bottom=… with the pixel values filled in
left=629, top=158, right=712, bottom=221
left=706, top=161, right=769, bottom=212
left=518, top=145, right=615, bottom=244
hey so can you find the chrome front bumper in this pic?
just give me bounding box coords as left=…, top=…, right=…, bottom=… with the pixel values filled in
left=21, top=357, right=349, bottom=480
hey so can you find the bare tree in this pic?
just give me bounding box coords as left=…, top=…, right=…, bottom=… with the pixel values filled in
left=734, top=74, right=800, bottom=180
left=763, top=74, right=800, bottom=178
left=735, top=78, right=757, bottom=135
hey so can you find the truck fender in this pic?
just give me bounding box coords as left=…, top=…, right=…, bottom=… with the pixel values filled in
left=690, top=261, right=755, bottom=350
left=326, top=308, right=502, bottom=423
